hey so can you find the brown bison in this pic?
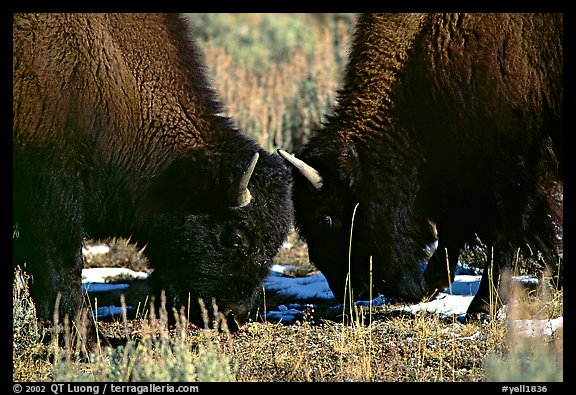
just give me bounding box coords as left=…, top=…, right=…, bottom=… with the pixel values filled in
left=279, top=13, right=562, bottom=317
left=13, top=13, right=293, bottom=329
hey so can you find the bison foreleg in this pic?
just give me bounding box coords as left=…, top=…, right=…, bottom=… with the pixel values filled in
left=13, top=159, right=88, bottom=328
left=465, top=244, right=515, bottom=318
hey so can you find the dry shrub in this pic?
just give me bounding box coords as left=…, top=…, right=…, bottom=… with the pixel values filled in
left=199, top=15, right=352, bottom=153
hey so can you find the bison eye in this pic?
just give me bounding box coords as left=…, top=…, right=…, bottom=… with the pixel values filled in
left=221, top=228, right=249, bottom=250
left=230, top=233, right=243, bottom=247
left=319, top=215, right=333, bottom=229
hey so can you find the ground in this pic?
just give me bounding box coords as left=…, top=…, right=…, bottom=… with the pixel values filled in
left=13, top=230, right=563, bottom=382
left=80, top=229, right=562, bottom=337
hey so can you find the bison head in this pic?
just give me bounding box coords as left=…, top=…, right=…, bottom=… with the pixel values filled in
left=279, top=138, right=436, bottom=304
left=135, top=145, right=293, bottom=329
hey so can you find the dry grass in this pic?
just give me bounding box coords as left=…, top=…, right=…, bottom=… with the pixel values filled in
left=227, top=312, right=499, bottom=382
left=13, top=233, right=564, bottom=382
left=203, top=36, right=341, bottom=153
left=193, top=13, right=352, bottom=153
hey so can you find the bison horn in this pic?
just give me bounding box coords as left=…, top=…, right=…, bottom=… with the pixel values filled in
left=277, top=149, right=323, bottom=191
left=233, top=152, right=259, bottom=207
left=428, top=219, right=438, bottom=240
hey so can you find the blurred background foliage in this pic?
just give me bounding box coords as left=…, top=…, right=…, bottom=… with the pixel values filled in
left=184, top=13, right=357, bottom=153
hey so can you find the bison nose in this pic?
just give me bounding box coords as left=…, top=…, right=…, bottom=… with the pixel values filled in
left=224, top=304, right=250, bottom=332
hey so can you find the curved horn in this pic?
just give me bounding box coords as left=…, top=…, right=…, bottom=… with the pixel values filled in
left=277, top=149, right=323, bottom=191
left=233, top=152, right=259, bottom=207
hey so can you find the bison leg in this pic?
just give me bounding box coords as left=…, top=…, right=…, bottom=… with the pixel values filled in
left=13, top=160, right=87, bottom=326
left=465, top=244, right=514, bottom=318
left=14, top=213, right=86, bottom=325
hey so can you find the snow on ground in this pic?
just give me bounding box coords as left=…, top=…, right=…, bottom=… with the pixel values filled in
left=264, top=264, right=335, bottom=300
left=262, top=265, right=481, bottom=323
left=82, top=263, right=562, bottom=338
left=82, top=267, right=149, bottom=285
left=81, top=246, right=561, bottom=337
left=400, top=274, right=480, bottom=317
left=513, top=317, right=563, bottom=337
left=82, top=267, right=148, bottom=318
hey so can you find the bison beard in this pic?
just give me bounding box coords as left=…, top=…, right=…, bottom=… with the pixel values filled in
left=13, top=13, right=293, bottom=332
left=280, top=13, right=562, bottom=318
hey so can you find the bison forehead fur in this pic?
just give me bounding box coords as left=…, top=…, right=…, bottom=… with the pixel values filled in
left=284, top=13, right=562, bottom=315
left=13, top=13, right=293, bottom=328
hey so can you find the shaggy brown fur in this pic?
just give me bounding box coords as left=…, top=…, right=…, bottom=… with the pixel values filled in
left=283, top=13, right=562, bottom=317
left=13, top=13, right=293, bottom=329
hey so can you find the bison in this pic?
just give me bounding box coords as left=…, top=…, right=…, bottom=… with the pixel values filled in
left=279, top=13, right=562, bottom=317
left=13, top=13, right=293, bottom=330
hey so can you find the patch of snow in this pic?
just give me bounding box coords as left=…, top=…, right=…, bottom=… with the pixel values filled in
left=83, top=283, right=130, bottom=294
left=402, top=293, right=474, bottom=317
left=82, top=267, right=149, bottom=318
left=93, top=305, right=134, bottom=319
left=269, top=264, right=297, bottom=275
left=264, top=304, right=303, bottom=323
left=353, top=295, right=388, bottom=307
left=512, top=317, right=563, bottom=338
left=454, top=262, right=484, bottom=276
left=441, top=275, right=481, bottom=296
left=82, top=267, right=149, bottom=283
left=329, top=295, right=388, bottom=311
left=264, top=265, right=335, bottom=300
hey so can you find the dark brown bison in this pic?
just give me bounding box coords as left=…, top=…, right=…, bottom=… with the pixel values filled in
left=279, top=13, right=562, bottom=317
left=13, top=13, right=293, bottom=329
